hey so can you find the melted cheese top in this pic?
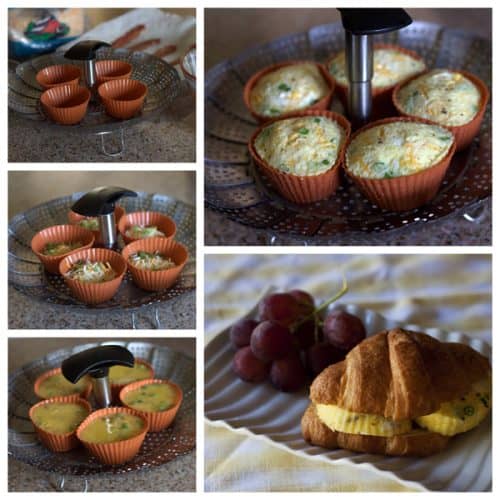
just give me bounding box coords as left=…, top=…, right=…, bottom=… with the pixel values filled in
left=396, top=70, right=481, bottom=126
left=250, top=63, right=330, bottom=117
left=328, top=48, right=425, bottom=88
left=346, top=122, right=453, bottom=179
left=254, top=116, right=346, bottom=176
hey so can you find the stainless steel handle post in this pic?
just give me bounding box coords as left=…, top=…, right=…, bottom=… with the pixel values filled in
left=92, top=376, right=113, bottom=408
left=98, top=212, right=117, bottom=249
left=345, top=32, right=373, bottom=127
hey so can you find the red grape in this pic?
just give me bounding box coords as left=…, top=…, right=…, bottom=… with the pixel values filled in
left=288, top=289, right=315, bottom=313
left=270, top=354, right=307, bottom=392
left=306, top=341, right=346, bottom=376
left=294, top=318, right=317, bottom=350
left=232, top=346, right=270, bottom=383
left=323, top=310, right=366, bottom=351
left=258, top=293, right=306, bottom=327
left=230, top=318, right=258, bottom=350
left=250, top=321, right=295, bottom=362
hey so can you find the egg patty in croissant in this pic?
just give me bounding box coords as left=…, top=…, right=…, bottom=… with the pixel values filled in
left=302, top=328, right=491, bottom=456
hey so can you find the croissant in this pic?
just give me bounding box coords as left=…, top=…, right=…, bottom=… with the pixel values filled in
left=302, top=328, right=491, bottom=456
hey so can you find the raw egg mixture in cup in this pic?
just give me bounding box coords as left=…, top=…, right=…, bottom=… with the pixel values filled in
left=29, top=397, right=92, bottom=452
left=120, top=378, right=183, bottom=432
left=34, top=367, right=92, bottom=400
left=76, top=406, right=149, bottom=465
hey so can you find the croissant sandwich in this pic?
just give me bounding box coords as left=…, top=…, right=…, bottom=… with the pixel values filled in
left=302, top=328, right=491, bottom=456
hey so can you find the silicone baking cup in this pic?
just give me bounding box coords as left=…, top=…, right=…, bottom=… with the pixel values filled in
left=33, top=367, right=93, bottom=400
left=118, top=211, right=177, bottom=244
left=119, top=378, right=183, bottom=432
left=40, top=85, right=91, bottom=125
left=59, top=248, right=127, bottom=304
left=344, top=116, right=457, bottom=212
left=121, top=237, right=188, bottom=291
left=31, top=224, right=95, bottom=274
left=392, top=69, right=490, bottom=151
left=29, top=397, right=92, bottom=452
left=248, top=109, right=351, bottom=204
left=36, top=64, right=82, bottom=89
left=327, top=44, right=426, bottom=120
left=243, top=60, right=335, bottom=123
left=98, top=79, right=147, bottom=119
left=76, top=407, right=149, bottom=465
left=95, top=60, right=133, bottom=86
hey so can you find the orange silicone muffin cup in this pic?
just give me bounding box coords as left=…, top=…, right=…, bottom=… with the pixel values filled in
left=243, top=60, right=335, bottom=123
left=392, top=69, right=490, bottom=152
left=29, top=397, right=92, bottom=452
left=121, top=238, right=188, bottom=291
left=59, top=248, right=127, bottom=304
left=67, top=205, right=125, bottom=244
left=76, top=406, right=149, bottom=465
left=95, top=60, right=133, bottom=86
left=118, top=211, right=177, bottom=244
left=248, top=109, right=351, bottom=204
left=40, top=85, right=91, bottom=125
left=34, top=367, right=93, bottom=400
left=344, top=116, right=457, bottom=212
left=109, top=359, right=155, bottom=402
left=97, top=79, right=147, bottom=119
left=30, top=224, right=95, bottom=274
left=119, top=378, right=183, bottom=432
left=327, top=44, right=426, bottom=120
left=36, top=64, right=82, bottom=89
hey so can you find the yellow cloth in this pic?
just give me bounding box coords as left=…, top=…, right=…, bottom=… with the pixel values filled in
left=205, top=254, right=491, bottom=491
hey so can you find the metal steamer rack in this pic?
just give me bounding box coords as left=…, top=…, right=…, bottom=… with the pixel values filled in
left=8, top=341, right=195, bottom=484
left=8, top=192, right=195, bottom=325
left=8, top=47, right=182, bottom=156
left=205, top=21, right=492, bottom=244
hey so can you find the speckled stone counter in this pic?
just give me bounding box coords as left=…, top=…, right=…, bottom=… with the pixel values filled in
left=205, top=199, right=491, bottom=246
left=8, top=338, right=196, bottom=491
left=8, top=87, right=195, bottom=163
left=8, top=287, right=195, bottom=329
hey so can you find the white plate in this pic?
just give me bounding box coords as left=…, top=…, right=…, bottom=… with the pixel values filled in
left=205, top=303, right=491, bottom=492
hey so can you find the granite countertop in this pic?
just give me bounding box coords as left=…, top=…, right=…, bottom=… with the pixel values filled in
left=8, top=338, right=196, bottom=492
left=8, top=86, right=195, bottom=163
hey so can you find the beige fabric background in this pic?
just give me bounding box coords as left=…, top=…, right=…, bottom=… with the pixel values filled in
left=204, top=254, right=491, bottom=491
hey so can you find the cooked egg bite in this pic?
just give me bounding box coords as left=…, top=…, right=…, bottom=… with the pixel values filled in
left=328, top=47, right=425, bottom=89
left=396, top=69, right=481, bottom=127
left=254, top=115, right=346, bottom=176
left=249, top=63, right=330, bottom=118
left=345, top=121, right=454, bottom=179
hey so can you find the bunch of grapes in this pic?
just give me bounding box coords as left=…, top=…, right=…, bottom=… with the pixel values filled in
left=230, top=289, right=367, bottom=392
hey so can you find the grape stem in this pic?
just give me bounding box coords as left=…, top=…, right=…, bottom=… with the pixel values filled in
left=312, top=275, right=348, bottom=318
left=293, top=275, right=348, bottom=332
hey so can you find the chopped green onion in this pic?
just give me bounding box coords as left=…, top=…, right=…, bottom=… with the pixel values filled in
left=298, top=127, right=309, bottom=135
left=278, top=83, right=291, bottom=92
